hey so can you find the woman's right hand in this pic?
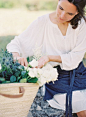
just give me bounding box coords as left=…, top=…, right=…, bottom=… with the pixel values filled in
left=12, top=52, right=28, bottom=67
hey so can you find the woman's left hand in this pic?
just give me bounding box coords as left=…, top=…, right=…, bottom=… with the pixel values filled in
left=37, top=56, right=50, bottom=68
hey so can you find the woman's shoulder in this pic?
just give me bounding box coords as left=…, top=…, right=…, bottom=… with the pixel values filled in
left=27, top=13, right=50, bottom=28
left=37, top=13, right=50, bottom=22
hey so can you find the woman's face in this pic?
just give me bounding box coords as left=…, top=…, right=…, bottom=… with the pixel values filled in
left=56, top=0, right=78, bottom=23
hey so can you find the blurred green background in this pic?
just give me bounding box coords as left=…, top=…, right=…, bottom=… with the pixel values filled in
left=0, top=0, right=86, bottom=65
left=0, top=0, right=58, bottom=10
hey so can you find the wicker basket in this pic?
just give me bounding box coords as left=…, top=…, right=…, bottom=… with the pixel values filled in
left=0, top=83, right=39, bottom=117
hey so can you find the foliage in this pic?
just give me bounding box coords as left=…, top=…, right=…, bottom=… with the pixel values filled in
left=0, top=50, right=37, bottom=84
left=0, top=0, right=58, bottom=10
left=26, top=1, right=58, bottom=11
left=0, top=50, right=59, bottom=86
left=0, top=0, right=15, bottom=8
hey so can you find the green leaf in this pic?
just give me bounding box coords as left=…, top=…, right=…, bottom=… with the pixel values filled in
left=2, top=81, right=10, bottom=84
left=27, top=78, right=38, bottom=83
left=14, top=71, right=20, bottom=77
left=20, top=78, right=27, bottom=83
left=17, top=65, right=24, bottom=70
left=17, top=76, right=21, bottom=82
left=10, top=75, right=16, bottom=82
left=6, top=81, right=10, bottom=83
left=0, top=77, right=5, bottom=82
left=27, top=57, right=30, bottom=63
left=21, top=71, right=26, bottom=77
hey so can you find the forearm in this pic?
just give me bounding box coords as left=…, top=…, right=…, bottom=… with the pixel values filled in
left=48, top=55, right=62, bottom=63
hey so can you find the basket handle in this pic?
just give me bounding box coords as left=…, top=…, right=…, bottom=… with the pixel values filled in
left=0, top=86, right=25, bottom=98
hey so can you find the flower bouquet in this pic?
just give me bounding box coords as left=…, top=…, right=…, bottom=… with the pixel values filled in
left=0, top=49, right=58, bottom=117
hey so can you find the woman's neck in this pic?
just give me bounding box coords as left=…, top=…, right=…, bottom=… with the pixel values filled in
left=49, top=12, right=69, bottom=36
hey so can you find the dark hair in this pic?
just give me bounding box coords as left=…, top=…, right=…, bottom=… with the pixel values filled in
left=68, top=0, right=86, bottom=29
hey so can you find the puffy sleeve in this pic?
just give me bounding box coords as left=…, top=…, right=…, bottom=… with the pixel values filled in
left=6, top=15, right=47, bottom=57
left=60, top=19, right=86, bottom=70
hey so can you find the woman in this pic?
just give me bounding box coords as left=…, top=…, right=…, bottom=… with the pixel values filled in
left=7, top=0, right=86, bottom=117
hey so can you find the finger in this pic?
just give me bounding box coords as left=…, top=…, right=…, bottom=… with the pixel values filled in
left=24, top=58, right=28, bottom=67
left=20, top=58, right=24, bottom=66
left=38, top=64, right=43, bottom=68
left=13, top=57, right=19, bottom=62
left=38, top=65, right=42, bottom=68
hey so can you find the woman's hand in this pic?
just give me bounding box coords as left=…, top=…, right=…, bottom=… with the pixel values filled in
left=12, top=52, right=28, bottom=67
left=37, top=56, right=50, bottom=68
left=14, top=57, right=28, bottom=67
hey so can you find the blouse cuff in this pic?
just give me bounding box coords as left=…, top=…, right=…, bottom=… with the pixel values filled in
left=60, top=54, right=79, bottom=71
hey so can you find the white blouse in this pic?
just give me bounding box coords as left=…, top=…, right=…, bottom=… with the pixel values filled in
left=7, top=13, right=86, bottom=113
left=6, top=13, right=86, bottom=71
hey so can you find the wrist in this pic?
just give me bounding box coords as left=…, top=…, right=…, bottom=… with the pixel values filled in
left=48, top=55, right=51, bottom=62
left=12, top=52, right=20, bottom=60
left=47, top=55, right=62, bottom=63
left=12, top=52, right=20, bottom=57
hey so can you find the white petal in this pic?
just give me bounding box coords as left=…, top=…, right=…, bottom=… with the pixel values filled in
left=29, top=59, right=38, bottom=67
left=28, top=70, right=35, bottom=78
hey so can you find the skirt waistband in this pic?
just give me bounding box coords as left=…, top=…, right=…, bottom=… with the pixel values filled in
left=56, top=61, right=84, bottom=75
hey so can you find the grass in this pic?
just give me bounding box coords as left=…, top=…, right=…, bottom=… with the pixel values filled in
left=0, top=35, right=15, bottom=57
left=0, top=35, right=15, bottom=50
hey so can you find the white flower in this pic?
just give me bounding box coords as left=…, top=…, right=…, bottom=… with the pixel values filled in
left=33, top=68, right=38, bottom=76
left=28, top=68, right=38, bottom=77
left=36, top=68, right=43, bottom=77
left=42, top=70, right=50, bottom=78
left=37, top=68, right=43, bottom=75
left=29, top=70, right=35, bottom=78
left=0, top=64, right=2, bottom=70
left=37, top=76, right=46, bottom=86
left=42, top=63, right=53, bottom=70
left=24, top=66, right=27, bottom=70
left=25, top=59, right=58, bottom=86
left=29, top=59, right=38, bottom=68
left=38, top=66, right=58, bottom=86
left=28, top=68, right=37, bottom=78
left=49, top=69, right=58, bottom=82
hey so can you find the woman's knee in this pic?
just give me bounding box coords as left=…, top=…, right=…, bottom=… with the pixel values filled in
left=77, top=110, right=86, bottom=117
